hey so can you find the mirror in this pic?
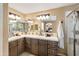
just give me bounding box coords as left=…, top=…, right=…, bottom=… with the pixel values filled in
left=9, top=20, right=28, bottom=37
left=45, top=23, right=53, bottom=32
left=30, top=25, right=34, bottom=31
left=30, top=24, right=39, bottom=31
left=34, top=24, right=38, bottom=30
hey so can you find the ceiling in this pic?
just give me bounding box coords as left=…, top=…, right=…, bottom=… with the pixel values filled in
left=9, top=3, right=75, bottom=14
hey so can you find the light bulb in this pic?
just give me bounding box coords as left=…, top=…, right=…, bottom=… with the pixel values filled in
left=43, top=16, right=46, bottom=20
left=12, top=14, right=15, bottom=19
left=9, top=14, right=15, bottom=19
left=10, top=20, right=17, bottom=23
left=27, top=20, right=33, bottom=23
left=16, top=16, right=21, bottom=19
left=46, top=15, right=49, bottom=19
left=40, top=16, right=42, bottom=20
left=9, top=14, right=12, bottom=18
left=37, top=17, right=40, bottom=20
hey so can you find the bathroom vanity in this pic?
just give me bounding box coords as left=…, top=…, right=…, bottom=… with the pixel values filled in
left=9, top=35, right=58, bottom=56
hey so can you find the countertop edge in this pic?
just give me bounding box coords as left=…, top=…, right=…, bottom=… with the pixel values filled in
left=8, top=35, right=58, bottom=42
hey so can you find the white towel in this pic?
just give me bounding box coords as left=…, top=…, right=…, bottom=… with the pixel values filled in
left=57, top=21, right=64, bottom=49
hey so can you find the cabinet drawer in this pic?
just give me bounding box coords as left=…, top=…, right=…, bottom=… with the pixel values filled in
left=48, top=41, right=58, bottom=49
left=9, top=40, right=18, bottom=48
left=39, top=45, right=47, bottom=50
left=31, top=45, right=38, bottom=51
left=48, top=49, right=58, bottom=56
left=48, top=41, right=58, bottom=45
left=48, top=44, right=58, bottom=48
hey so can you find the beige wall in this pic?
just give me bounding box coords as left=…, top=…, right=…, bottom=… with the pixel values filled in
left=0, top=3, right=8, bottom=56
left=3, top=3, right=8, bottom=56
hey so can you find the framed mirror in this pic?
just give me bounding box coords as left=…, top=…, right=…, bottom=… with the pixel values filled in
left=34, top=24, right=38, bottom=30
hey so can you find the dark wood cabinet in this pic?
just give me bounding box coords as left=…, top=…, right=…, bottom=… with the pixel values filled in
left=24, top=38, right=31, bottom=53
left=9, top=40, right=18, bottom=56
left=31, top=39, right=38, bottom=55
left=47, top=41, right=58, bottom=56
left=9, top=40, right=18, bottom=48
left=9, top=38, right=25, bottom=56
left=9, top=46, right=18, bottom=56
left=9, top=37, right=58, bottom=56
left=17, top=38, right=25, bottom=55
left=38, top=40, right=47, bottom=56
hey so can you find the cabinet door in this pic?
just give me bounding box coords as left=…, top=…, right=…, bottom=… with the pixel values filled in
left=9, top=46, right=18, bottom=56
left=31, top=39, right=38, bottom=55
left=9, top=40, right=18, bottom=56
left=48, top=41, right=58, bottom=56
left=25, top=38, right=31, bottom=52
left=17, top=38, right=24, bottom=55
left=38, top=40, right=47, bottom=56
left=9, top=40, right=18, bottom=48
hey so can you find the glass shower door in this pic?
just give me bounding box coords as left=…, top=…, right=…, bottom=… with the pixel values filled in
left=75, top=15, right=79, bottom=56
left=66, top=11, right=79, bottom=56
left=66, top=12, right=76, bottom=56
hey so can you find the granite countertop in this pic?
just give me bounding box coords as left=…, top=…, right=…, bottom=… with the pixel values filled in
left=8, top=35, right=58, bottom=42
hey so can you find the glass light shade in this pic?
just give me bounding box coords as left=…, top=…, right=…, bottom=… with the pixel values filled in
left=40, top=16, right=43, bottom=20
left=46, top=15, right=49, bottom=19
left=27, top=20, right=33, bottom=23
left=9, top=14, right=15, bottom=19
left=42, top=16, right=46, bottom=20
left=16, top=16, right=21, bottom=20
left=9, top=20, right=17, bottom=23
left=9, top=14, right=12, bottom=18
left=37, top=17, right=40, bottom=20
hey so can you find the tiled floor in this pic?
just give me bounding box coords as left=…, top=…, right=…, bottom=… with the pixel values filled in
left=20, top=52, right=35, bottom=56
left=20, top=52, right=66, bottom=56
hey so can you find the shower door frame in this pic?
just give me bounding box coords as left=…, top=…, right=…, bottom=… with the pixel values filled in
left=65, top=11, right=77, bottom=56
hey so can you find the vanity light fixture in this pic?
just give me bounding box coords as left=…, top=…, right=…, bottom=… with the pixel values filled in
left=27, top=19, right=33, bottom=24
left=36, top=14, right=50, bottom=21
left=36, top=14, right=56, bottom=22
left=9, top=12, right=21, bottom=20
left=40, top=16, right=43, bottom=20
left=42, top=16, right=46, bottom=20
left=46, top=15, right=49, bottom=19
left=9, top=20, right=17, bottom=23
left=27, top=21, right=33, bottom=23
left=37, top=17, right=40, bottom=20
left=15, top=16, right=21, bottom=20
left=9, top=13, right=16, bottom=19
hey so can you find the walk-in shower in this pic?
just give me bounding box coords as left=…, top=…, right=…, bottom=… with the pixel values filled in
left=66, top=11, right=79, bottom=56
